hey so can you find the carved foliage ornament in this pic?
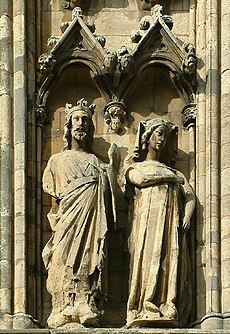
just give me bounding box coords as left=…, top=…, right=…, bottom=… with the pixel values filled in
left=181, top=104, right=197, bottom=129
left=38, top=53, right=56, bottom=72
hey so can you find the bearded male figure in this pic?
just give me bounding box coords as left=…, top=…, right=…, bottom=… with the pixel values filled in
left=42, top=98, right=117, bottom=329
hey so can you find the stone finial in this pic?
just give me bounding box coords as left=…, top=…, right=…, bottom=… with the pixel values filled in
left=150, top=5, right=173, bottom=29
left=72, top=6, right=83, bottom=19
left=104, top=101, right=127, bottom=133
left=132, top=4, right=173, bottom=44
left=150, top=4, right=163, bottom=19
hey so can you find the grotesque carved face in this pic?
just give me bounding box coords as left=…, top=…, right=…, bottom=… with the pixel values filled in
left=104, top=51, right=118, bottom=73
left=149, top=124, right=170, bottom=151
left=185, top=54, right=196, bottom=75
left=71, top=110, right=89, bottom=142
left=120, top=53, right=132, bottom=69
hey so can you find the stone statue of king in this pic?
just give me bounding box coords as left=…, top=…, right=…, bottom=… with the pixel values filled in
left=42, top=98, right=117, bottom=329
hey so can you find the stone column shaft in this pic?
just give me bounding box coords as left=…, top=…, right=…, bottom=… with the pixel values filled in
left=195, top=0, right=207, bottom=324
left=203, top=0, right=221, bottom=328
left=189, top=0, right=196, bottom=47
left=221, top=0, right=230, bottom=329
left=0, top=0, right=13, bottom=323
left=188, top=0, right=196, bottom=190
left=13, top=0, right=27, bottom=315
left=35, top=0, right=43, bottom=322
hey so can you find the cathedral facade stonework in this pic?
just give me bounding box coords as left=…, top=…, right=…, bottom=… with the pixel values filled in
left=0, top=0, right=230, bottom=332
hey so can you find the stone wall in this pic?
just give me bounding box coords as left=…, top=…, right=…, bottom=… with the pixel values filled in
left=0, top=0, right=230, bottom=331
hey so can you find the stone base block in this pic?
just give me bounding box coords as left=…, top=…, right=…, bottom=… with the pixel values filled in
left=1, top=329, right=230, bottom=334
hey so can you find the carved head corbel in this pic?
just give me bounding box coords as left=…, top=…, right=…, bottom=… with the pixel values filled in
left=182, top=43, right=197, bottom=76
left=118, top=46, right=134, bottom=73
left=103, top=50, right=118, bottom=73
left=104, top=102, right=127, bottom=134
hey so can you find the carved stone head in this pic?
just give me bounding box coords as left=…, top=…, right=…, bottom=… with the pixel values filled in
left=118, top=46, right=133, bottom=72
left=133, top=118, right=178, bottom=166
left=148, top=123, right=170, bottom=152
left=63, top=98, right=96, bottom=151
left=104, top=50, right=118, bottom=73
left=104, top=102, right=127, bottom=133
left=182, top=43, right=197, bottom=76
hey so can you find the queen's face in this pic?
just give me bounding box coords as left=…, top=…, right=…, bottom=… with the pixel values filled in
left=149, top=124, right=170, bottom=151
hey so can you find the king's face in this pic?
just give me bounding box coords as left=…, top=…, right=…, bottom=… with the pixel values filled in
left=71, top=110, right=90, bottom=142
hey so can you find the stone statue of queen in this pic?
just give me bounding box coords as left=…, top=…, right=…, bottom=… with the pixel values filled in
left=125, top=118, right=195, bottom=328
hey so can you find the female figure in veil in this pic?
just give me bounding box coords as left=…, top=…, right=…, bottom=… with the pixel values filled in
left=126, top=119, right=195, bottom=328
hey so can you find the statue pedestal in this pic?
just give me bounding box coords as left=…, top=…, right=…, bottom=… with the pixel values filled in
left=127, top=316, right=178, bottom=329
left=1, top=328, right=230, bottom=334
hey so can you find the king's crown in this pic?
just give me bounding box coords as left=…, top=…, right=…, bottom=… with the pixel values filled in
left=65, top=98, right=96, bottom=118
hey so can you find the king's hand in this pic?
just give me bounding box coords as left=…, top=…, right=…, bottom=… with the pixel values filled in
left=108, top=143, right=119, bottom=170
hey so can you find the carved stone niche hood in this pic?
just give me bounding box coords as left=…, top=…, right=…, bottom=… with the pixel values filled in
left=36, top=5, right=197, bottom=128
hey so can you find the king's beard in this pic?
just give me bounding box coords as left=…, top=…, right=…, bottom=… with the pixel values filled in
left=72, top=129, right=88, bottom=143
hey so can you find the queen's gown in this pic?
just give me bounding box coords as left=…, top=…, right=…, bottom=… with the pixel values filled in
left=126, top=160, right=192, bottom=327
